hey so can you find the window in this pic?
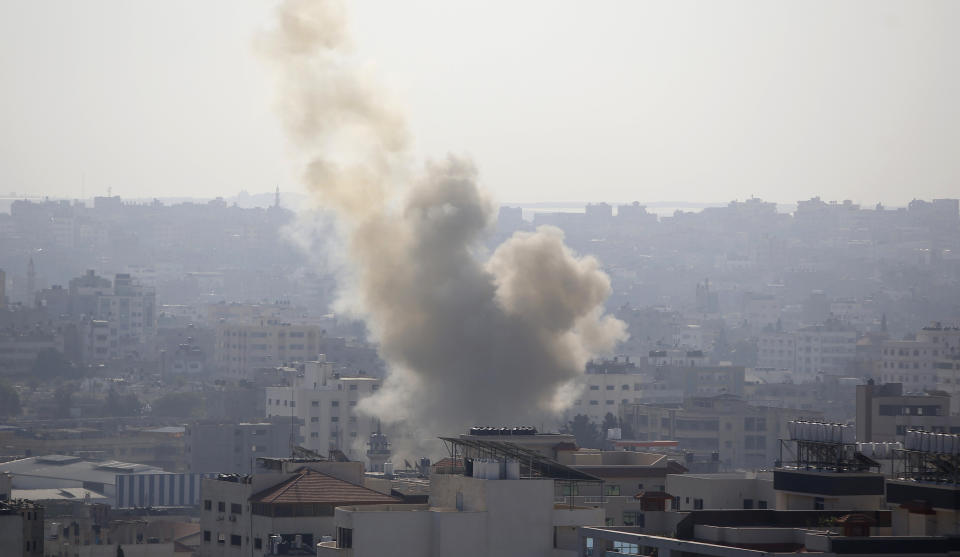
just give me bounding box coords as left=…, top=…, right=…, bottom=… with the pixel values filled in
left=231, top=503, right=242, bottom=515
left=230, top=534, right=242, bottom=546
left=349, top=384, right=358, bottom=391
left=606, top=400, right=615, bottom=405
left=560, top=484, right=580, bottom=496
left=758, top=500, right=768, bottom=509
left=622, top=384, right=630, bottom=390
left=589, top=400, right=599, bottom=405
left=311, top=417, right=319, bottom=423
left=349, top=401, right=357, bottom=407
left=254, top=538, right=262, bottom=549
left=332, top=401, right=339, bottom=407
left=203, top=500, right=212, bottom=511
left=337, top=528, right=353, bottom=549
left=743, top=499, right=753, bottom=509
left=217, top=533, right=225, bottom=544
left=694, top=499, right=703, bottom=510
left=622, top=511, right=644, bottom=526
left=606, top=385, right=615, bottom=390
left=589, top=385, right=600, bottom=390
left=604, top=485, right=621, bottom=496
left=312, top=401, right=320, bottom=407
left=217, top=502, right=225, bottom=512
left=814, top=497, right=824, bottom=510
left=203, top=531, right=211, bottom=543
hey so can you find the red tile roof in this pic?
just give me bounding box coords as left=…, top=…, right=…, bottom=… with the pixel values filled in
left=251, top=469, right=400, bottom=505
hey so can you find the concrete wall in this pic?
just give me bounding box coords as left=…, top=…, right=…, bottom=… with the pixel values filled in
left=0, top=514, right=25, bottom=557
left=667, top=474, right=774, bottom=510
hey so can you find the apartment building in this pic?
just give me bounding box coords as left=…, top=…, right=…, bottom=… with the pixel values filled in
left=873, top=324, right=960, bottom=407
left=199, top=458, right=396, bottom=557
left=316, top=436, right=604, bottom=557
left=265, top=360, right=381, bottom=462
left=0, top=499, right=44, bottom=557
left=855, top=382, right=960, bottom=442
left=757, top=329, right=796, bottom=370
left=186, top=417, right=299, bottom=474
left=794, top=320, right=858, bottom=375
left=215, top=322, right=327, bottom=378
left=622, top=395, right=813, bottom=470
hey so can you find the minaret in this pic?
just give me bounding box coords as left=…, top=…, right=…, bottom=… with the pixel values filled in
left=366, top=420, right=392, bottom=473
left=26, top=258, right=36, bottom=304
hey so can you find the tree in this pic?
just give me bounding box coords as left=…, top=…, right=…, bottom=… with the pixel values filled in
left=601, top=412, right=619, bottom=434
left=53, top=383, right=77, bottom=419
left=151, top=392, right=205, bottom=418
left=561, top=414, right=602, bottom=449
left=0, top=382, right=21, bottom=417
left=31, top=349, right=76, bottom=380
left=102, top=389, right=142, bottom=417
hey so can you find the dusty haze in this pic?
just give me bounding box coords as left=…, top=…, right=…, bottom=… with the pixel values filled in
left=262, top=0, right=626, bottom=447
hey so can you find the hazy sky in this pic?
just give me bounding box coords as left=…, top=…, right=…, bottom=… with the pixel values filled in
left=1, top=1, right=957, bottom=205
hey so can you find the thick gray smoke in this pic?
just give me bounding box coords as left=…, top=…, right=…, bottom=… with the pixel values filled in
left=263, top=0, right=626, bottom=444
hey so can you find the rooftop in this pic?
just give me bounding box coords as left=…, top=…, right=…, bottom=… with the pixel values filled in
left=251, top=469, right=400, bottom=505
left=0, top=456, right=164, bottom=486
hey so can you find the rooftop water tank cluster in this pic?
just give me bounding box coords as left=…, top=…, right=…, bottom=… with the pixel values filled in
left=469, top=459, right=521, bottom=480
left=904, top=430, right=960, bottom=455
left=788, top=420, right=855, bottom=444
left=856, top=442, right=903, bottom=459
left=468, top=426, right=538, bottom=436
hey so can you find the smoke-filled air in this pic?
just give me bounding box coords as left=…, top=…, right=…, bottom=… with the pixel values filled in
left=261, top=0, right=626, bottom=444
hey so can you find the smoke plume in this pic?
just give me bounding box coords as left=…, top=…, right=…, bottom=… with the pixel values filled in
left=263, top=0, right=626, bottom=444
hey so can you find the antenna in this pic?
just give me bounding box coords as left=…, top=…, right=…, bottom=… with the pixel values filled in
left=274, top=185, right=280, bottom=208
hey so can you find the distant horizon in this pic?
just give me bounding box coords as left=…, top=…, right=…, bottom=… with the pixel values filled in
left=0, top=190, right=937, bottom=215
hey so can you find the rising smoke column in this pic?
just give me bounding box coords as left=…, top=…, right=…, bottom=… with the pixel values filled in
left=263, top=0, right=627, bottom=441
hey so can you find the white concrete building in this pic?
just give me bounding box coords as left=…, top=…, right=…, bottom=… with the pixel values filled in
left=265, top=360, right=381, bottom=462
left=757, top=330, right=796, bottom=371
left=199, top=459, right=395, bottom=557
left=316, top=436, right=605, bottom=557
left=794, top=320, right=857, bottom=376
left=667, top=472, right=774, bottom=511
left=0, top=499, right=44, bottom=557
left=215, top=322, right=328, bottom=378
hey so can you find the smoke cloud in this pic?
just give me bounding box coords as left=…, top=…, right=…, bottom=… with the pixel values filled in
left=263, top=0, right=626, bottom=445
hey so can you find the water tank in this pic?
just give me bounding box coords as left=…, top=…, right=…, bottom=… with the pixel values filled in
left=505, top=460, right=520, bottom=480
left=841, top=425, right=855, bottom=444
left=383, top=461, right=394, bottom=475
left=788, top=421, right=797, bottom=440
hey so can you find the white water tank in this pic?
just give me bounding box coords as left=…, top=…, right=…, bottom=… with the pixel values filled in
left=383, top=461, right=394, bottom=475
left=505, top=460, right=520, bottom=480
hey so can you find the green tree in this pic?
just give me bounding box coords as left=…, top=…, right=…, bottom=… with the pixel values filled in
left=53, top=383, right=77, bottom=419
left=0, top=381, right=21, bottom=417
left=561, top=414, right=602, bottom=449
left=31, top=349, right=76, bottom=380
left=151, top=392, right=205, bottom=418
left=102, top=389, right=142, bottom=417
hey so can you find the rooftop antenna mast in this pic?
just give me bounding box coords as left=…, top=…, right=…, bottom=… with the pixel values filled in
left=274, top=185, right=280, bottom=208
